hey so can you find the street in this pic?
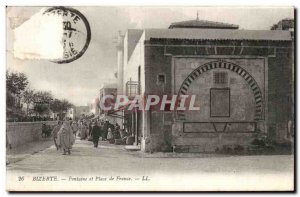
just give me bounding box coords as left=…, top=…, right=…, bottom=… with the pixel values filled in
left=6, top=138, right=294, bottom=191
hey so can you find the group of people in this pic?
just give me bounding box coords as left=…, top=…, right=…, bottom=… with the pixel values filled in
left=76, top=119, right=121, bottom=148
left=51, top=118, right=123, bottom=155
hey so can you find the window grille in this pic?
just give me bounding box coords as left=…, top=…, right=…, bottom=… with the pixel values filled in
left=214, top=71, right=228, bottom=84
left=126, top=81, right=140, bottom=97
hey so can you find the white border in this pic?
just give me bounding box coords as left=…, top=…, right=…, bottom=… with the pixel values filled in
left=1, top=0, right=297, bottom=196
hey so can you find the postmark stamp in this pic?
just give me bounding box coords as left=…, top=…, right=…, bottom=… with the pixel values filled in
left=43, top=7, right=91, bottom=64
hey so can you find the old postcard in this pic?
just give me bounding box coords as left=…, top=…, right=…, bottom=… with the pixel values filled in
left=6, top=6, right=295, bottom=191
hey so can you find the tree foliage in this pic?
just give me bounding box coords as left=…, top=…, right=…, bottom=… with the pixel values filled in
left=50, top=99, right=73, bottom=113
left=22, top=89, right=35, bottom=115
left=6, top=71, right=29, bottom=96
left=6, top=71, right=29, bottom=111
left=33, top=91, right=53, bottom=104
left=31, top=91, right=53, bottom=116
left=6, top=89, right=15, bottom=108
left=22, top=89, right=35, bottom=104
left=49, top=99, right=62, bottom=113
left=33, top=104, right=50, bottom=116
left=6, top=70, right=74, bottom=121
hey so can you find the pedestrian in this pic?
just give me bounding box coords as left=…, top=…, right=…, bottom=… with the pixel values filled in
left=107, top=128, right=114, bottom=143
left=91, top=121, right=101, bottom=148
left=41, top=123, right=48, bottom=138
left=57, top=118, right=75, bottom=155
left=99, top=121, right=104, bottom=140
left=85, top=121, right=90, bottom=139
left=114, top=123, right=121, bottom=139
left=79, top=121, right=86, bottom=140
left=71, top=121, right=78, bottom=137
left=88, top=121, right=93, bottom=136
left=115, top=122, right=120, bottom=131
left=52, top=120, right=62, bottom=150
left=102, top=120, right=109, bottom=141
left=77, top=120, right=81, bottom=137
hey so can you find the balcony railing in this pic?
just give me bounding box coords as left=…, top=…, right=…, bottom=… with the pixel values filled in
left=125, top=80, right=140, bottom=98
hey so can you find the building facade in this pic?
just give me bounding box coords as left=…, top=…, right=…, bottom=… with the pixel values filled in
left=66, top=106, right=90, bottom=120
left=115, top=18, right=294, bottom=152
left=99, top=83, right=121, bottom=123
left=88, top=98, right=100, bottom=116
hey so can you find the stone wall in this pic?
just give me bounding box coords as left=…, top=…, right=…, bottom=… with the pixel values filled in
left=6, top=121, right=56, bottom=148
left=144, top=46, right=173, bottom=152
left=268, top=46, right=294, bottom=143
left=173, top=57, right=265, bottom=122
left=143, top=39, right=293, bottom=152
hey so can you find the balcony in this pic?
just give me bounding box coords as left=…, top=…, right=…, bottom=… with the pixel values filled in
left=125, top=80, right=140, bottom=98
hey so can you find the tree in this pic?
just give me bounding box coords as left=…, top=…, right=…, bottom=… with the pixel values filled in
left=49, top=98, right=73, bottom=119
left=6, top=70, right=29, bottom=108
left=60, top=99, right=73, bottom=111
left=6, top=89, right=15, bottom=108
left=6, top=71, right=29, bottom=96
left=32, top=91, right=53, bottom=117
left=22, top=89, right=35, bottom=116
left=33, top=104, right=50, bottom=117
left=49, top=99, right=62, bottom=114
left=33, top=91, right=53, bottom=104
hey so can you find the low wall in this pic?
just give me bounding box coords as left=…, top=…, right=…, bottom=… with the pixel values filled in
left=170, top=121, right=256, bottom=153
left=6, top=121, right=57, bottom=148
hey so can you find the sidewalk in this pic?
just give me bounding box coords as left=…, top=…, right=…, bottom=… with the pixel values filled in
left=6, top=138, right=54, bottom=165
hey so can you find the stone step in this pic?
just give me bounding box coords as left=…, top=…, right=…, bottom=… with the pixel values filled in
left=125, top=145, right=141, bottom=151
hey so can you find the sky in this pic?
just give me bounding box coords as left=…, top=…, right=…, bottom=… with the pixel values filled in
left=6, top=6, right=294, bottom=106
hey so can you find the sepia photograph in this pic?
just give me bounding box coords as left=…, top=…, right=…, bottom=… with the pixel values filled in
left=5, top=5, right=295, bottom=191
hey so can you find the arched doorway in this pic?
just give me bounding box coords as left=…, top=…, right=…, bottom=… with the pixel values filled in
left=176, top=60, right=264, bottom=121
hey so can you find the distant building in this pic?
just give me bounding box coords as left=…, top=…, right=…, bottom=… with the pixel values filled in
left=98, top=83, right=121, bottom=123
left=66, top=106, right=89, bottom=120
left=271, top=18, right=294, bottom=40
left=88, top=98, right=100, bottom=115
left=66, top=108, right=74, bottom=120
left=271, top=18, right=294, bottom=31
left=21, top=101, right=34, bottom=116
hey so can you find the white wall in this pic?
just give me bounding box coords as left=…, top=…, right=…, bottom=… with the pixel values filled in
left=122, top=31, right=147, bottom=146
left=123, top=31, right=145, bottom=95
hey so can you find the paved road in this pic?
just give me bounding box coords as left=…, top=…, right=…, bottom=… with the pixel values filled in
left=6, top=139, right=294, bottom=191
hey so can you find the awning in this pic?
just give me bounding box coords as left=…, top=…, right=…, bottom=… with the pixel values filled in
left=90, top=115, right=99, bottom=120
left=107, top=99, right=137, bottom=115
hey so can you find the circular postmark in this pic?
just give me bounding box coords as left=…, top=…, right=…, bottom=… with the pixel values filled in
left=43, top=7, right=91, bottom=64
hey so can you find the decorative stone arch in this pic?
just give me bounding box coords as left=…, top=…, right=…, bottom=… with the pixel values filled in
left=177, top=60, right=264, bottom=121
